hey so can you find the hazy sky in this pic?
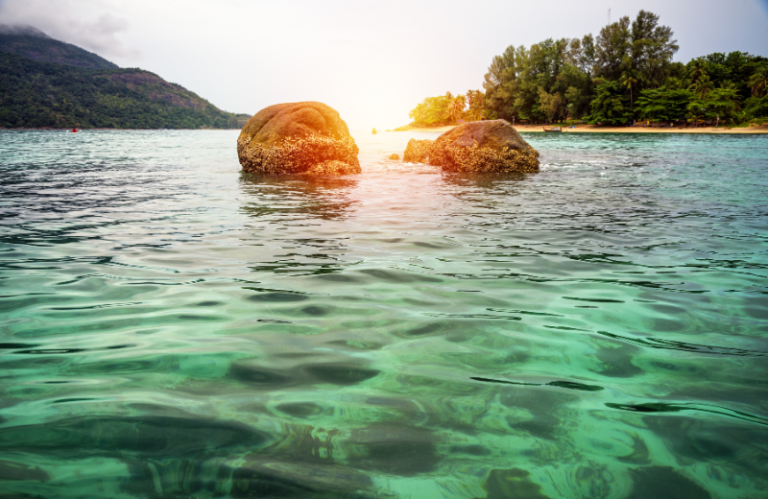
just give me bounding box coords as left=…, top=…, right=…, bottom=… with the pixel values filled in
left=2, top=0, right=767, bottom=130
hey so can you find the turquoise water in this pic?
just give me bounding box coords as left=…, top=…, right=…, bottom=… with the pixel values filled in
left=1, top=130, right=767, bottom=499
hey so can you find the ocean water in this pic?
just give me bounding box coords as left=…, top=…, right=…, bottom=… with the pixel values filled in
left=0, top=129, right=767, bottom=499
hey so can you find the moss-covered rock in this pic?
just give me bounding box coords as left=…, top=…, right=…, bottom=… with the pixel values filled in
left=402, top=139, right=434, bottom=163
left=429, top=120, right=539, bottom=173
left=237, top=102, right=360, bottom=175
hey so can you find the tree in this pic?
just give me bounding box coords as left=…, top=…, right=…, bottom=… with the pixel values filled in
left=704, top=87, right=741, bottom=121
left=629, top=10, right=678, bottom=87
left=749, top=64, right=768, bottom=97
left=687, top=87, right=741, bottom=123
left=465, top=90, right=484, bottom=121
left=448, top=94, right=466, bottom=122
left=744, top=95, right=768, bottom=118
left=578, top=34, right=597, bottom=75
left=687, top=59, right=708, bottom=87
left=620, top=64, right=642, bottom=107
left=482, top=45, right=521, bottom=120
left=408, top=92, right=455, bottom=126
left=691, top=75, right=714, bottom=99
left=636, top=87, right=692, bottom=121
left=538, top=88, right=564, bottom=123
left=589, top=79, right=630, bottom=125
left=595, top=16, right=631, bottom=80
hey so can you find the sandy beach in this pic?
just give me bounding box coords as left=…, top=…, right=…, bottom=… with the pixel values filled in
left=395, top=124, right=768, bottom=134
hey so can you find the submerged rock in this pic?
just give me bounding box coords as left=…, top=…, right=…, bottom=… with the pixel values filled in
left=429, top=120, right=539, bottom=173
left=237, top=102, right=361, bottom=175
left=402, top=138, right=434, bottom=163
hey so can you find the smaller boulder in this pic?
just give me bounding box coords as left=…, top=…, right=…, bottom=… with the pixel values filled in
left=402, top=139, right=434, bottom=163
left=388, top=153, right=399, bottom=160
left=429, top=120, right=539, bottom=173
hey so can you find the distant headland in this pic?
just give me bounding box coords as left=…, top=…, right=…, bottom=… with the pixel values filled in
left=0, top=24, right=250, bottom=130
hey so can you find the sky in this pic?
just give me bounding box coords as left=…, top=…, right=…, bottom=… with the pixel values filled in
left=1, top=0, right=767, bottom=131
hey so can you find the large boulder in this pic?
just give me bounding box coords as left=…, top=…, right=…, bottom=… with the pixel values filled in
left=402, top=139, right=434, bottom=163
left=237, top=102, right=361, bottom=175
left=428, top=120, right=539, bottom=173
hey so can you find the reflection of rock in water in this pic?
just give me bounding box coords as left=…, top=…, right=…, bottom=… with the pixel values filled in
left=239, top=172, right=359, bottom=191
left=439, top=171, right=531, bottom=191
left=239, top=173, right=359, bottom=221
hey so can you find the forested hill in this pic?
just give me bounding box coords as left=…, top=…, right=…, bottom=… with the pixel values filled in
left=0, top=27, right=249, bottom=129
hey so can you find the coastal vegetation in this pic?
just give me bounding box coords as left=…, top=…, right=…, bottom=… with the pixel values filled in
left=405, top=11, right=768, bottom=127
left=0, top=30, right=248, bottom=129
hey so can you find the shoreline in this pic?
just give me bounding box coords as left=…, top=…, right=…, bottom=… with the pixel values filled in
left=393, top=124, right=768, bottom=135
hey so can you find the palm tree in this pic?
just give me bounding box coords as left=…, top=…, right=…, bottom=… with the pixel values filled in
left=448, top=95, right=466, bottom=123
left=620, top=68, right=641, bottom=107
left=687, top=58, right=708, bottom=85
left=691, top=75, right=713, bottom=99
left=706, top=88, right=741, bottom=118
left=665, top=77, right=685, bottom=90
left=466, top=90, right=484, bottom=121
left=749, top=65, right=768, bottom=97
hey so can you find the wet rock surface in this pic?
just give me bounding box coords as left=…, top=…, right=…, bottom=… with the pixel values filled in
left=402, top=138, right=433, bottom=163
left=429, top=120, right=539, bottom=173
left=237, top=102, right=360, bottom=175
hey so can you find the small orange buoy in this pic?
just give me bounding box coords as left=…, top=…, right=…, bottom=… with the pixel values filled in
left=72, top=128, right=77, bottom=133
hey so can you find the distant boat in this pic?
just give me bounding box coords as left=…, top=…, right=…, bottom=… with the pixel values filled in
left=543, top=126, right=561, bottom=133
left=71, top=128, right=77, bottom=133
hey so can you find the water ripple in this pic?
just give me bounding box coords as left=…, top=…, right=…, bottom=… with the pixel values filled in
left=1, top=130, right=767, bottom=498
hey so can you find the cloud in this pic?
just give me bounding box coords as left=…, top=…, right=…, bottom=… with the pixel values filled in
left=0, top=0, right=141, bottom=61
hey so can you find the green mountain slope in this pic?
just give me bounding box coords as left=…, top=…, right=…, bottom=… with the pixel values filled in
left=0, top=27, right=249, bottom=129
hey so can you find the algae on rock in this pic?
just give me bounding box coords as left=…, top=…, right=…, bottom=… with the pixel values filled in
left=402, top=139, right=434, bottom=163
left=237, top=102, right=360, bottom=175
left=428, top=120, right=539, bottom=173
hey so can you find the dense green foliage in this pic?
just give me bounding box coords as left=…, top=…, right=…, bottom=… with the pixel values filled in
left=0, top=35, right=248, bottom=129
left=408, top=11, right=768, bottom=127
